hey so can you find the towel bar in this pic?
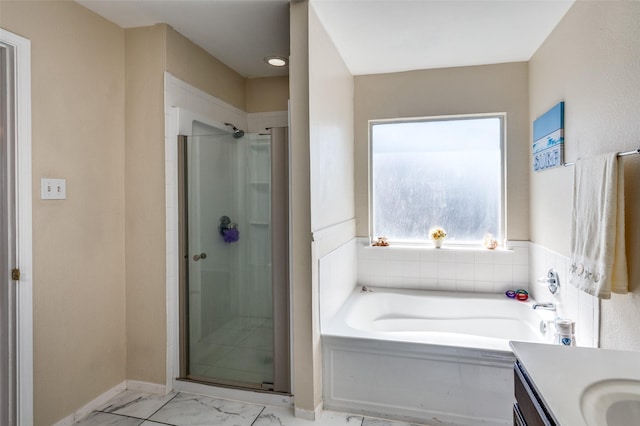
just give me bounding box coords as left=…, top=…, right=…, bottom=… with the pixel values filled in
left=562, top=148, right=640, bottom=167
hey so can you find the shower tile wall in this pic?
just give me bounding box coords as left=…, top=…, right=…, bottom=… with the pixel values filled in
left=356, top=238, right=529, bottom=294
left=242, top=137, right=272, bottom=319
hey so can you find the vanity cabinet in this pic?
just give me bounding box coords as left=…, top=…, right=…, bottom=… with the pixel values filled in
left=513, top=361, right=557, bottom=426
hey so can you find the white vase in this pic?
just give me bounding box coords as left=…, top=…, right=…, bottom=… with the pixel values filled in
left=433, top=239, right=443, bottom=248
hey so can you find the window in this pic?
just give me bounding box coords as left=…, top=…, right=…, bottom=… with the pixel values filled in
left=370, top=114, right=504, bottom=244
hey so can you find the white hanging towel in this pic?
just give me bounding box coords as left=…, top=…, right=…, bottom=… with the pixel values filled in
left=570, top=152, right=628, bottom=298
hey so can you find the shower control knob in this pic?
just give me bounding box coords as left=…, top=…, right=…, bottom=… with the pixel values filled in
left=193, top=253, right=207, bottom=261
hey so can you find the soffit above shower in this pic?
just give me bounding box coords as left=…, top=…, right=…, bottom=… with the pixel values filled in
left=76, top=0, right=574, bottom=78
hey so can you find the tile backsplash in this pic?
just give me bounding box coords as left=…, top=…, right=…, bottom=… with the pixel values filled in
left=356, top=238, right=529, bottom=294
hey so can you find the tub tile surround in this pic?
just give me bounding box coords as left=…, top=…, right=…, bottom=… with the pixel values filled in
left=74, top=390, right=429, bottom=426
left=352, top=238, right=598, bottom=347
left=319, top=238, right=359, bottom=326
left=356, top=237, right=529, bottom=294
left=529, top=243, right=599, bottom=348
left=318, top=237, right=599, bottom=349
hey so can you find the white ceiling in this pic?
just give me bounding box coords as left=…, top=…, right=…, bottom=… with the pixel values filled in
left=77, top=0, right=574, bottom=78
left=313, top=0, right=575, bottom=75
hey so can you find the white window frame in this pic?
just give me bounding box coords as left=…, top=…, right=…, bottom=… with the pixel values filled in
left=368, top=113, right=506, bottom=246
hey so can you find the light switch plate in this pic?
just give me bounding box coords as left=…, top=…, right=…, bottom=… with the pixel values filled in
left=41, top=178, right=66, bottom=200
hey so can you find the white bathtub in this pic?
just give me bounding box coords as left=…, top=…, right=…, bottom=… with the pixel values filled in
left=322, top=287, right=553, bottom=426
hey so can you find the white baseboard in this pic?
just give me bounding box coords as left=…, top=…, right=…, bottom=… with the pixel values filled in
left=52, top=381, right=126, bottom=426
left=126, top=380, right=166, bottom=395
left=51, top=380, right=167, bottom=426
left=294, top=402, right=323, bottom=421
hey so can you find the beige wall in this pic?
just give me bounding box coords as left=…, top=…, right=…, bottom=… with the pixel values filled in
left=529, top=1, right=640, bottom=350
left=288, top=0, right=315, bottom=413
left=0, top=2, right=126, bottom=425
left=246, top=76, right=289, bottom=113
left=309, top=5, right=355, bottom=233
left=124, top=24, right=167, bottom=385
left=166, top=26, right=246, bottom=111
left=354, top=63, right=530, bottom=241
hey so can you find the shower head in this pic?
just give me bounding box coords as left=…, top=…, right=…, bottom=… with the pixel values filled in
left=224, top=122, right=245, bottom=139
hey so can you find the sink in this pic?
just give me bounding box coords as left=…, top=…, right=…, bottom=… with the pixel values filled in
left=580, top=379, right=640, bottom=426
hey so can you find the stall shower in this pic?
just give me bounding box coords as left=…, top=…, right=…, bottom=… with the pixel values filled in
left=178, top=121, right=289, bottom=394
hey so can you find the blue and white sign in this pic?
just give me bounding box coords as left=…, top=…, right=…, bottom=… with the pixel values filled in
left=533, top=102, right=564, bottom=172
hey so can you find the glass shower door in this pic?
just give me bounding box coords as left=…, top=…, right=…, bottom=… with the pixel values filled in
left=179, top=129, right=275, bottom=390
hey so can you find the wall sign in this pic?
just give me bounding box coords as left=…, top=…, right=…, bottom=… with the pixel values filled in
left=533, top=102, right=564, bottom=171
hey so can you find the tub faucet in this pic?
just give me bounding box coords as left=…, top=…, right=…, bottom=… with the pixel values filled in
left=533, top=302, right=556, bottom=311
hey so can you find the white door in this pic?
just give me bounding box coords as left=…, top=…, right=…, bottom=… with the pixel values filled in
left=0, top=33, right=18, bottom=426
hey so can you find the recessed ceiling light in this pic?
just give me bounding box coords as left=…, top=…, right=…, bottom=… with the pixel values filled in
left=265, top=56, right=288, bottom=67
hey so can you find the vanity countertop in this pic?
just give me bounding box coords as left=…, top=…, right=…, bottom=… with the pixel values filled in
left=510, top=341, right=640, bottom=425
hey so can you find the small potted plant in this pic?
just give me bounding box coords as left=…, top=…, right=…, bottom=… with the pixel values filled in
left=429, top=226, right=447, bottom=248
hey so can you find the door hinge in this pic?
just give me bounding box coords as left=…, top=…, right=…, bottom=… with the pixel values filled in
left=11, top=268, right=20, bottom=281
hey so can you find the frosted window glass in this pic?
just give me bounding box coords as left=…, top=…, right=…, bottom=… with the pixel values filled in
left=371, top=116, right=502, bottom=243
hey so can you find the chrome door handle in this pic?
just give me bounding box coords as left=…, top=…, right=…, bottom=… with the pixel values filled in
left=193, top=253, right=207, bottom=261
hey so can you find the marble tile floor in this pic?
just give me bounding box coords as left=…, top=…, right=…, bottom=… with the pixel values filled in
left=74, top=389, right=433, bottom=426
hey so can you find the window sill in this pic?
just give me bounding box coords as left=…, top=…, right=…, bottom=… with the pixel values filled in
left=363, top=239, right=528, bottom=252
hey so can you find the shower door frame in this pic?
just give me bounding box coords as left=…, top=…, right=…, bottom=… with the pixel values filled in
left=176, top=126, right=290, bottom=394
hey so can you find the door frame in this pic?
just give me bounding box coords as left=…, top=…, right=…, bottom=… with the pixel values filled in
left=165, top=74, right=291, bottom=405
left=0, top=28, right=34, bottom=426
left=164, top=75, right=248, bottom=393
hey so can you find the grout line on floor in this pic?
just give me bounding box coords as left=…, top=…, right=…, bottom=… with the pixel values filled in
left=249, top=405, right=267, bottom=426
left=145, top=391, right=180, bottom=421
